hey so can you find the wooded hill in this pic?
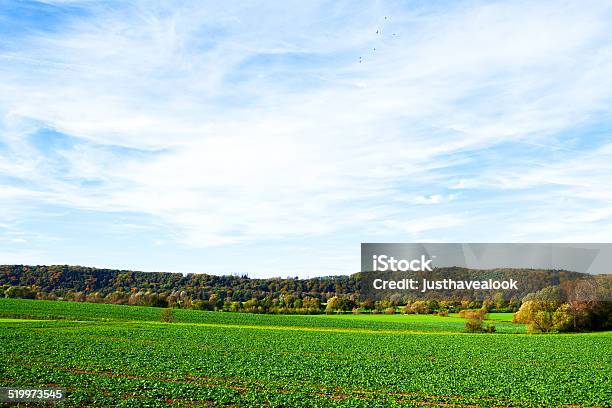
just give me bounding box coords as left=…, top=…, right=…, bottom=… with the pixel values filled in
left=1, top=264, right=604, bottom=309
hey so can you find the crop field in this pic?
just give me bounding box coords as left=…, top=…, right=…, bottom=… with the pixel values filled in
left=0, top=299, right=610, bottom=407
left=0, top=299, right=526, bottom=334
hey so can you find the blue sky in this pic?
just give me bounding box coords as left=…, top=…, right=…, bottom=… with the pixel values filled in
left=1, top=0, right=612, bottom=277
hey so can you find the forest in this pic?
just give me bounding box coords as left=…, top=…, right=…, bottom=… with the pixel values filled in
left=1, top=265, right=610, bottom=332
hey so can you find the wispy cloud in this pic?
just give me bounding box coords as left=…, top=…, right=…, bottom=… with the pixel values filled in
left=1, top=0, right=611, bottom=275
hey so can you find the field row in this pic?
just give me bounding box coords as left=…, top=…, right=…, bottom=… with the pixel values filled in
left=0, top=298, right=526, bottom=333
left=1, top=318, right=611, bottom=406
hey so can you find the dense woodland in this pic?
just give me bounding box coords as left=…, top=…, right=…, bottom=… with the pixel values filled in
left=0, top=265, right=357, bottom=313
left=1, top=265, right=610, bottom=330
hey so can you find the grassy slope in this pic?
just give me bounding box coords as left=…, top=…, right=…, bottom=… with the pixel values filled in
left=0, top=299, right=610, bottom=407
left=0, top=298, right=526, bottom=333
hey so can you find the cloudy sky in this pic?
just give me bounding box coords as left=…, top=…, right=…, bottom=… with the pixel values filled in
left=1, top=0, right=611, bottom=277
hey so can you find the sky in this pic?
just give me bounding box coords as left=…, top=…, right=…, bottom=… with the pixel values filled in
left=1, top=0, right=612, bottom=277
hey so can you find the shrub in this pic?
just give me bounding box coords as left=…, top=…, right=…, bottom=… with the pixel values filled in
left=5, top=286, right=36, bottom=299
left=459, top=309, right=486, bottom=319
left=160, top=308, right=175, bottom=323
left=484, top=323, right=496, bottom=333
left=384, top=307, right=396, bottom=315
left=465, top=318, right=483, bottom=333
left=409, top=300, right=431, bottom=314
left=463, top=309, right=488, bottom=333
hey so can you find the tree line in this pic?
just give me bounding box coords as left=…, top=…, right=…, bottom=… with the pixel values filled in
left=0, top=265, right=610, bottom=331
left=0, top=265, right=531, bottom=312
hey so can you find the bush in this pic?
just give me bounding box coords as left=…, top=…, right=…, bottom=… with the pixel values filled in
left=160, top=308, right=175, bottom=323
left=465, top=318, right=483, bottom=333
left=5, top=286, right=36, bottom=299
left=384, top=307, right=396, bottom=315
left=459, top=309, right=486, bottom=319
left=463, top=309, right=490, bottom=333
left=484, top=323, right=496, bottom=333
left=409, top=301, right=431, bottom=314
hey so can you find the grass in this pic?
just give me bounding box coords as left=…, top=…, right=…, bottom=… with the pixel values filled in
left=0, top=298, right=526, bottom=333
left=0, top=298, right=610, bottom=407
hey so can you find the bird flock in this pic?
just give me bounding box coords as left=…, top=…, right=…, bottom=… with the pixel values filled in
left=360, top=16, right=397, bottom=64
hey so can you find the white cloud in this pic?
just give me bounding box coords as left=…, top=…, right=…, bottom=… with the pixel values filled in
left=387, top=214, right=469, bottom=236
left=1, top=0, right=612, bottom=264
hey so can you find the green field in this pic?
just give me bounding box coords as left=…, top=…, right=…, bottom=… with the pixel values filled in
left=0, top=299, right=610, bottom=407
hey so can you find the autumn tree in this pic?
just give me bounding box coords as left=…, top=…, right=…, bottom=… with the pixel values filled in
left=514, top=286, right=571, bottom=333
